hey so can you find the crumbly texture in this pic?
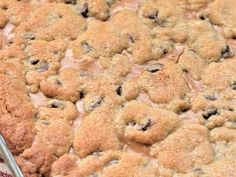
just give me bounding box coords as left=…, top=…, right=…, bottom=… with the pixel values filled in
left=202, top=60, right=236, bottom=91
left=0, top=0, right=236, bottom=177
left=151, top=124, right=214, bottom=173
left=138, top=62, right=190, bottom=112
left=73, top=106, right=121, bottom=157
left=24, top=39, right=67, bottom=93
left=200, top=0, right=236, bottom=39
left=115, top=101, right=180, bottom=144
left=51, top=151, right=159, bottom=177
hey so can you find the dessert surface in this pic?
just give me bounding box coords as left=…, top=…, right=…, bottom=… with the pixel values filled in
left=0, top=0, right=236, bottom=176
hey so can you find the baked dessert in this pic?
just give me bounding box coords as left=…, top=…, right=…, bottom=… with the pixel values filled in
left=0, top=0, right=236, bottom=176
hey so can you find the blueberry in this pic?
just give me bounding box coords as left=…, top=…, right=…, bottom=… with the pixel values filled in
left=231, top=81, right=236, bottom=90
left=145, top=63, right=164, bottom=73
left=37, top=61, right=49, bottom=72
left=221, top=45, right=234, bottom=58
left=81, top=3, right=89, bottom=18
left=139, top=119, right=152, bottom=131
left=204, top=95, right=217, bottom=101
left=202, top=108, right=218, bottom=119
left=116, top=86, right=122, bottom=96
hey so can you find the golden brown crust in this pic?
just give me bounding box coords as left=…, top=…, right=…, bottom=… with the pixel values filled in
left=15, top=145, right=54, bottom=177
left=0, top=0, right=236, bottom=176
left=138, top=62, right=190, bottom=106
left=116, top=101, right=180, bottom=144
left=13, top=3, right=86, bottom=45
left=0, top=61, right=36, bottom=155
left=151, top=124, right=214, bottom=173
left=73, top=107, right=121, bottom=157
left=201, top=0, right=236, bottom=39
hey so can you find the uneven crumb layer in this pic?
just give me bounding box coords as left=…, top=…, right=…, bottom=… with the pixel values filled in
left=0, top=0, right=236, bottom=177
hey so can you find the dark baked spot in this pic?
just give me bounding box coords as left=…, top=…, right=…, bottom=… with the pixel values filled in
left=104, top=159, right=119, bottom=167
left=221, top=45, right=234, bottom=58
left=81, top=3, right=89, bottom=18
left=145, top=63, right=164, bottom=73
left=81, top=41, right=92, bottom=53
left=116, top=86, right=122, bottom=96
left=139, top=119, right=152, bottom=131
left=204, top=95, right=217, bottom=101
left=202, top=108, right=218, bottom=119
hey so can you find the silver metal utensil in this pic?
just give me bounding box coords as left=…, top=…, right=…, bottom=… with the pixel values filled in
left=0, top=135, right=24, bottom=177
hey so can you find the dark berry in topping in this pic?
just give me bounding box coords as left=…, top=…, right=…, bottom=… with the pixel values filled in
left=90, top=97, right=103, bottom=109
left=81, top=41, right=92, bottom=53
left=202, top=108, right=218, bottom=119
left=37, top=61, right=49, bottom=72
left=221, top=45, right=234, bottom=58
left=147, top=11, right=158, bottom=20
left=231, top=81, right=236, bottom=90
left=64, top=0, right=76, bottom=4
left=145, top=63, right=164, bottom=73
left=29, top=59, right=40, bottom=65
left=199, top=15, right=205, bottom=20
left=41, top=120, right=50, bottom=125
left=128, top=120, right=136, bottom=126
left=116, top=86, right=122, bottom=96
left=54, top=78, right=63, bottom=86
left=48, top=101, right=64, bottom=108
left=162, top=48, right=168, bottom=55
left=105, top=159, right=119, bottom=167
left=128, top=36, right=135, bottom=43
left=81, top=3, right=89, bottom=18
left=139, top=119, right=152, bottom=131
left=79, top=91, right=84, bottom=99
left=23, top=32, right=36, bottom=40
left=204, top=95, right=217, bottom=101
